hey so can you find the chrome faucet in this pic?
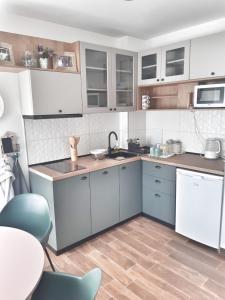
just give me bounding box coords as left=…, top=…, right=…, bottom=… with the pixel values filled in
left=108, top=131, right=118, bottom=155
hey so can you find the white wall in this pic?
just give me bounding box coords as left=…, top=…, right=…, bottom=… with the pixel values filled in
left=24, top=112, right=128, bottom=165
left=2, top=13, right=225, bottom=52
left=0, top=13, right=119, bottom=48
left=0, top=73, right=28, bottom=177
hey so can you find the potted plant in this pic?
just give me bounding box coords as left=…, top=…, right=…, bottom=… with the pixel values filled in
left=37, top=45, right=54, bottom=69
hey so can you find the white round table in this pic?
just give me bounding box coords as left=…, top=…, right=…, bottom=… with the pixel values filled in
left=0, top=227, right=44, bottom=300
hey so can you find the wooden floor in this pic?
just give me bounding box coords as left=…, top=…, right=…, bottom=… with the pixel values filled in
left=46, top=216, right=225, bottom=299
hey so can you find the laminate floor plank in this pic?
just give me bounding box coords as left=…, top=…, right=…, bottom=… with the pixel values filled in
left=45, top=216, right=225, bottom=300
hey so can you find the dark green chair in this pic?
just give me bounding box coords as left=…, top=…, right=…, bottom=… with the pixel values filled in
left=31, top=268, right=102, bottom=300
left=0, top=193, right=55, bottom=271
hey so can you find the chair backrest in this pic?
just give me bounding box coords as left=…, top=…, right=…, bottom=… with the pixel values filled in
left=32, top=268, right=102, bottom=300
left=0, top=193, right=52, bottom=244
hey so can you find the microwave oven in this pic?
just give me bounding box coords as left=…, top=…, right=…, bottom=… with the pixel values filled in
left=193, top=84, right=225, bottom=108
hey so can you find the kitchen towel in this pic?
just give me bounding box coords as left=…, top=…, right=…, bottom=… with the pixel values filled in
left=0, top=156, right=15, bottom=212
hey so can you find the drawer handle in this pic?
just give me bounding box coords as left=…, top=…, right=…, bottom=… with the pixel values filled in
left=103, top=171, right=108, bottom=175
left=122, top=166, right=126, bottom=170
left=154, top=193, right=160, bottom=198
left=155, top=165, right=161, bottom=169
left=81, top=176, right=87, bottom=180
left=155, top=179, right=161, bottom=184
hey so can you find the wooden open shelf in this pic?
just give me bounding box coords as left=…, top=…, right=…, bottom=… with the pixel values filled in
left=0, top=31, right=80, bottom=73
left=137, top=81, right=197, bottom=110
left=137, top=77, right=225, bottom=110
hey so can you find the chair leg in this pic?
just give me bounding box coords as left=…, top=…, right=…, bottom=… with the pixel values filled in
left=44, top=247, right=55, bottom=272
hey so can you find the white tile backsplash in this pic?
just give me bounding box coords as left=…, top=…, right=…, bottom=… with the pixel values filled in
left=25, top=112, right=128, bottom=165
left=25, top=109, right=225, bottom=164
left=146, top=109, right=225, bottom=154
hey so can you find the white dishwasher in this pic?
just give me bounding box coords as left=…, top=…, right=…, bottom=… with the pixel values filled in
left=176, top=168, right=223, bottom=249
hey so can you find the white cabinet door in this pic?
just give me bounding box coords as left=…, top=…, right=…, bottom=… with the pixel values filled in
left=111, top=48, right=137, bottom=112
left=161, top=41, right=190, bottom=83
left=20, top=70, right=82, bottom=115
left=190, top=32, right=225, bottom=79
left=138, top=49, right=161, bottom=85
left=80, top=42, right=112, bottom=113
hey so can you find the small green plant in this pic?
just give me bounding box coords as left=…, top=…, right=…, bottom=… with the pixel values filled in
left=37, top=45, right=54, bottom=58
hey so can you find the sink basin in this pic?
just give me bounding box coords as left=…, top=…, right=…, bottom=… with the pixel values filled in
left=107, top=151, right=138, bottom=160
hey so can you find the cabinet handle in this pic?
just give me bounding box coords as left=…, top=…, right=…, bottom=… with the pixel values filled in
left=155, top=179, right=161, bottom=184
left=109, top=108, right=113, bottom=111
left=161, top=78, right=165, bottom=81
left=103, top=170, right=108, bottom=175
left=156, top=79, right=160, bottom=82
left=58, top=109, right=62, bottom=113
left=154, top=193, right=160, bottom=198
left=81, top=176, right=87, bottom=180
left=114, top=108, right=117, bottom=111
left=155, top=165, right=161, bottom=169
left=121, top=166, right=126, bottom=170
left=211, top=72, right=215, bottom=76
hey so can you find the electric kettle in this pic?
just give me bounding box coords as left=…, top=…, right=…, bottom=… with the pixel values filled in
left=204, top=138, right=221, bottom=159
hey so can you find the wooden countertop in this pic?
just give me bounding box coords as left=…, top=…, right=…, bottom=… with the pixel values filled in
left=29, top=153, right=224, bottom=181
left=142, top=153, right=224, bottom=176
left=29, top=155, right=139, bottom=181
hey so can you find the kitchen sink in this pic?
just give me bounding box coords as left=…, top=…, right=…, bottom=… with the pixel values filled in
left=107, top=151, right=138, bottom=160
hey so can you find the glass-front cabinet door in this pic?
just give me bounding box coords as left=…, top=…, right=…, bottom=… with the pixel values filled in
left=112, top=49, right=137, bottom=111
left=81, top=43, right=111, bottom=113
left=161, top=41, right=190, bottom=82
left=138, top=49, right=161, bottom=85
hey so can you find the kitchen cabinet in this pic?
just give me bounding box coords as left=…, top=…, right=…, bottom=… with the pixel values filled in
left=90, top=166, right=120, bottom=234
left=139, top=41, right=190, bottom=85
left=80, top=43, right=111, bottom=113
left=142, top=161, right=176, bottom=225
left=112, top=49, right=137, bottom=112
left=220, top=189, right=225, bottom=249
left=30, top=172, right=92, bottom=252
left=190, top=32, right=225, bottom=79
left=19, top=70, right=82, bottom=116
left=80, top=42, right=137, bottom=113
left=138, top=49, right=162, bottom=85
left=119, top=161, right=142, bottom=221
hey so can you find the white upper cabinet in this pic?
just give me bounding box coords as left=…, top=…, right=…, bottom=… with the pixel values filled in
left=81, top=42, right=137, bottom=113
left=190, top=32, right=225, bottom=79
left=161, top=41, right=190, bottom=83
left=111, top=48, right=137, bottom=112
left=139, top=41, right=190, bottom=85
left=19, top=70, right=82, bottom=116
left=138, top=49, right=161, bottom=85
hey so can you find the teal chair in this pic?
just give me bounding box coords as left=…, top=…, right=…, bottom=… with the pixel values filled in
left=0, top=193, right=55, bottom=271
left=31, top=268, right=102, bottom=300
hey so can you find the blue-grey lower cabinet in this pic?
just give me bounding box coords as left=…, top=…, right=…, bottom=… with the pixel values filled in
left=90, top=167, right=120, bottom=234
left=119, top=161, right=142, bottom=221
left=142, top=161, right=176, bottom=225
left=30, top=172, right=92, bottom=252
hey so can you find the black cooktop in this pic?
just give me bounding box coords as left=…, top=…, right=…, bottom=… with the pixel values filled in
left=45, top=160, right=86, bottom=174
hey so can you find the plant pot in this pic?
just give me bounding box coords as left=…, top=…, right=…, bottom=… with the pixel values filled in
left=39, top=57, right=48, bottom=69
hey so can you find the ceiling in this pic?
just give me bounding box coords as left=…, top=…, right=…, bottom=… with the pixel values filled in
left=1, top=0, right=225, bottom=39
